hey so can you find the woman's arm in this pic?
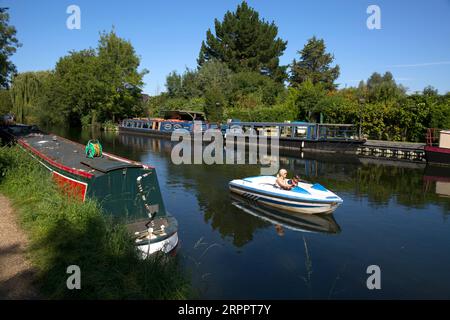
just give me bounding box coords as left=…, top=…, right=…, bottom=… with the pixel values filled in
left=276, top=177, right=292, bottom=190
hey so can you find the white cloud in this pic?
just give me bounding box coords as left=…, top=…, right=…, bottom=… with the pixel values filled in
left=390, top=61, right=450, bottom=68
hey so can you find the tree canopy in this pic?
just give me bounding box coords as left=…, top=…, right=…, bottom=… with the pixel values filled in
left=0, top=8, right=21, bottom=89
left=24, top=30, right=147, bottom=126
left=289, top=36, right=340, bottom=90
left=361, top=71, right=406, bottom=103
left=198, top=1, right=287, bottom=82
left=10, top=71, right=51, bottom=123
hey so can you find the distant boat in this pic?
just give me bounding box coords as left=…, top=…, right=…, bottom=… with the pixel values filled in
left=119, top=110, right=217, bottom=137
left=0, top=123, right=178, bottom=257
left=229, top=176, right=343, bottom=215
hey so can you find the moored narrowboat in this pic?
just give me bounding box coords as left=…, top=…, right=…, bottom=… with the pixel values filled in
left=119, top=110, right=217, bottom=137
left=0, top=124, right=178, bottom=256
left=224, top=121, right=366, bottom=153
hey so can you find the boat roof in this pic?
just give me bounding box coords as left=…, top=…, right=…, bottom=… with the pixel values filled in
left=7, top=125, right=148, bottom=178
left=161, top=110, right=206, bottom=121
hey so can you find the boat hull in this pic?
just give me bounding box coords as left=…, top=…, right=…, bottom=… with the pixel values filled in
left=425, top=146, right=450, bottom=166
left=136, top=232, right=179, bottom=257
left=229, top=183, right=341, bottom=215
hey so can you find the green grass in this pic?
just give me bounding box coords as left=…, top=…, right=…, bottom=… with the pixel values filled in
left=0, top=145, right=191, bottom=299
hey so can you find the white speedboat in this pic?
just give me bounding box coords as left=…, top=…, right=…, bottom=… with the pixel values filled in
left=229, top=176, right=343, bottom=215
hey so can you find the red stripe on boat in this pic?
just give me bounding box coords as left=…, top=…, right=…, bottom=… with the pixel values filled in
left=52, top=171, right=88, bottom=202
left=18, top=139, right=94, bottom=179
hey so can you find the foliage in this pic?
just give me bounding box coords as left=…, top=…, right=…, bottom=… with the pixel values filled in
left=289, top=37, right=340, bottom=90
left=361, top=71, right=406, bottom=103
left=101, top=120, right=119, bottom=131
left=0, top=145, right=191, bottom=299
left=225, top=102, right=296, bottom=122
left=0, top=8, right=21, bottom=89
left=26, top=30, right=146, bottom=127
left=0, top=88, right=12, bottom=114
left=10, top=71, right=52, bottom=124
left=95, top=30, right=148, bottom=123
left=229, top=71, right=284, bottom=107
left=198, top=1, right=287, bottom=82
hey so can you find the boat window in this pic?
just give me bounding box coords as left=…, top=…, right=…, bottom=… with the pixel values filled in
left=126, top=121, right=132, bottom=127
left=295, top=126, right=307, bottom=138
left=143, top=122, right=149, bottom=129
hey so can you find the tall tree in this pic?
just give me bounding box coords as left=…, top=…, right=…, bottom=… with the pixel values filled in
left=165, top=71, right=183, bottom=98
left=0, top=88, right=12, bottom=114
left=198, top=1, right=287, bottom=82
left=0, top=8, right=21, bottom=89
left=51, top=49, right=102, bottom=125
left=365, top=71, right=405, bottom=103
left=42, top=30, right=147, bottom=126
left=10, top=71, right=50, bottom=123
left=97, top=30, right=148, bottom=122
left=289, top=37, right=340, bottom=90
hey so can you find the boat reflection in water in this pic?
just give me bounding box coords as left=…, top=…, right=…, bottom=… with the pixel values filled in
left=230, top=193, right=341, bottom=234
left=423, top=165, right=450, bottom=198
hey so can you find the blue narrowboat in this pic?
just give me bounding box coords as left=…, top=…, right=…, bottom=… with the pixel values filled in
left=119, top=110, right=217, bottom=137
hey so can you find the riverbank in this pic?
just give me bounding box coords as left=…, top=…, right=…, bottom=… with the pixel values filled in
left=0, top=145, right=191, bottom=299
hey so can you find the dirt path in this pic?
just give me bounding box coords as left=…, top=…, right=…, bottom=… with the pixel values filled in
left=0, top=194, right=40, bottom=299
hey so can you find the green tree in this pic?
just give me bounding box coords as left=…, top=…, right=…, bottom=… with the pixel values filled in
left=0, top=89, right=12, bottom=114
left=197, top=60, right=232, bottom=95
left=10, top=71, right=51, bottom=123
left=289, top=37, right=340, bottom=90
left=291, top=80, right=327, bottom=122
left=40, top=30, right=147, bottom=126
left=364, top=71, right=406, bottom=103
left=198, top=1, right=287, bottom=82
left=165, top=68, right=202, bottom=99
left=50, top=49, right=103, bottom=126
left=229, top=71, right=284, bottom=108
left=96, top=30, right=148, bottom=123
left=0, top=8, right=21, bottom=89
left=204, top=85, right=226, bottom=122
left=165, top=71, right=183, bottom=97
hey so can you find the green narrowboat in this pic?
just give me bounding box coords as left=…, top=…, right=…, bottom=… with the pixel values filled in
left=0, top=124, right=178, bottom=256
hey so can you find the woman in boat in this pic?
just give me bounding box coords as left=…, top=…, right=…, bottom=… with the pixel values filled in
left=276, top=169, right=296, bottom=190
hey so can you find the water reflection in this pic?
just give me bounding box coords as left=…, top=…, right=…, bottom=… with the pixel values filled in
left=230, top=193, right=341, bottom=234
left=424, top=166, right=450, bottom=199
left=117, top=132, right=450, bottom=230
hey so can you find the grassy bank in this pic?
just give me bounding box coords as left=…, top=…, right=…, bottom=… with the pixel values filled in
left=0, top=145, right=190, bottom=299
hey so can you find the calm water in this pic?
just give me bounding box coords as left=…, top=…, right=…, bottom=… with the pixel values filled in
left=52, top=127, right=450, bottom=299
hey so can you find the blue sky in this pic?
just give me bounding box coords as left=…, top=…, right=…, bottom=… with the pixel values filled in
left=4, top=0, right=450, bottom=94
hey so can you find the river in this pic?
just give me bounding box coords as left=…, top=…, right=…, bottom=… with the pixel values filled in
left=50, top=127, right=450, bottom=299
